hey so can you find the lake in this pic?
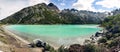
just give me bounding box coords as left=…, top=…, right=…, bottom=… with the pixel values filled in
left=5, top=25, right=102, bottom=47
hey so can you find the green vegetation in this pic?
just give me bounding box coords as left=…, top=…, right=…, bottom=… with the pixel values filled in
left=84, top=44, right=96, bottom=52
left=100, top=14, right=120, bottom=51
left=101, top=14, right=120, bottom=42
left=57, top=46, right=68, bottom=52
left=45, top=44, right=56, bottom=52
left=98, top=37, right=107, bottom=43
left=44, top=45, right=69, bottom=52
left=102, top=14, right=120, bottom=30
left=45, top=44, right=107, bottom=52
left=108, top=37, right=120, bottom=48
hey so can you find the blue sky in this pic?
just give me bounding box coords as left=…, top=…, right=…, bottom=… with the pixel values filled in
left=0, top=0, right=120, bottom=20
left=50, top=0, right=77, bottom=10
left=50, top=0, right=120, bottom=11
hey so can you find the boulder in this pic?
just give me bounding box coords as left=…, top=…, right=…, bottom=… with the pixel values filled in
left=33, top=39, right=46, bottom=47
left=29, top=39, right=46, bottom=48
left=95, top=31, right=103, bottom=37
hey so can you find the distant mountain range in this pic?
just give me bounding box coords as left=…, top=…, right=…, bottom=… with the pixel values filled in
left=0, top=3, right=119, bottom=24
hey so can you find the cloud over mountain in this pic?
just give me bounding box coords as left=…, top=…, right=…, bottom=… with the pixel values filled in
left=72, top=0, right=95, bottom=11
left=96, top=0, right=120, bottom=8
left=29, top=0, right=50, bottom=6
left=0, top=0, right=50, bottom=20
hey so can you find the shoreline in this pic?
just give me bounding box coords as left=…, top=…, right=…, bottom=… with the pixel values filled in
left=0, top=25, right=31, bottom=52
left=1, top=25, right=30, bottom=44
left=1, top=25, right=60, bottom=49
left=1, top=25, right=102, bottom=50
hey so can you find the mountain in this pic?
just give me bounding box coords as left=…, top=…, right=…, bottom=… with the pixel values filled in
left=1, top=3, right=64, bottom=24
left=48, top=3, right=60, bottom=12
left=102, top=14, right=120, bottom=33
left=60, top=9, right=107, bottom=24
left=1, top=3, right=107, bottom=24
left=111, top=8, right=120, bottom=15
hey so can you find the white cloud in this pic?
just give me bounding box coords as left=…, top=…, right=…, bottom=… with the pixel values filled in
left=96, top=0, right=120, bottom=8
left=72, top=0, right=96, bottom=11
left=29, top=0, right=50, bottom=6
left=72, top=0, right=116, bottom=12
left=0, top=0, right=28, bottom=20
left=58, top=0, right=66, bottom=6
left=97, top=9, right=110, bottom=12
left=58, top=0, right=65, bottom=2
left=60, top=3, right=65, bottom=6
left=0, top=0, right=50, bottom=20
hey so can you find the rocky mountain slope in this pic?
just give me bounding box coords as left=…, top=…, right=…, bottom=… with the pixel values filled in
left=111, top=8, right=120, bottom=15
left=1, top=3, right=107, bottom=24
left=60, top=9, right=107, bottom=24
left=1, top=3, right=63, bottom=24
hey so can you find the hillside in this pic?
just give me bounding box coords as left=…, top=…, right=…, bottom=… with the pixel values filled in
left=0, top=3, right=107, bottom=24
left=60, top=9, right=107, bottom=24
left=1, top=3, right=63, bottom=24
left=111, top=9, right=120, bottom=15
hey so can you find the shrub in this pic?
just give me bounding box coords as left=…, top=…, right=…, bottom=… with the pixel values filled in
left=108, top=37, right=120, bottom=48
left=69, top=44, right=83, bottom=52
left=44, top=44, right=56, bottom=52
left=58, top=45, right=68, bottom=52
left=84, top=44, right=96, bottom=52
left=98, top=37, right=107, bottom=43
left=95, top=45, right=108, bottom=52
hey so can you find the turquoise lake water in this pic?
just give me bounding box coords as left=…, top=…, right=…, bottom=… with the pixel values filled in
left=6, top=25, right=101, bottom=46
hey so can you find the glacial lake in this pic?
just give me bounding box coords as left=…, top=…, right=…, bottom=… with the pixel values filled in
left=5, top=25, right=102, bottom=47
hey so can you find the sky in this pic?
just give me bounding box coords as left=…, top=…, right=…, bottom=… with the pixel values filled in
left=0, top=0, right=120, bottom=20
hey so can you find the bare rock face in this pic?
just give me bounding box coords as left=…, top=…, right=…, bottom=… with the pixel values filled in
left=48, top=3, right=60, bottom=12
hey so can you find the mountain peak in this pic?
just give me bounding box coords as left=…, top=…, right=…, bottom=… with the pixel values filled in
left=48, top=3, right=60, bottom=12
left=48, top=3, right=54, bottom=6
left=38, top=3, right=46, bottom=5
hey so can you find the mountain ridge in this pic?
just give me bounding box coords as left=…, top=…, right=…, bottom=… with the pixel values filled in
left=0, top=3, right=113, bottom=24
